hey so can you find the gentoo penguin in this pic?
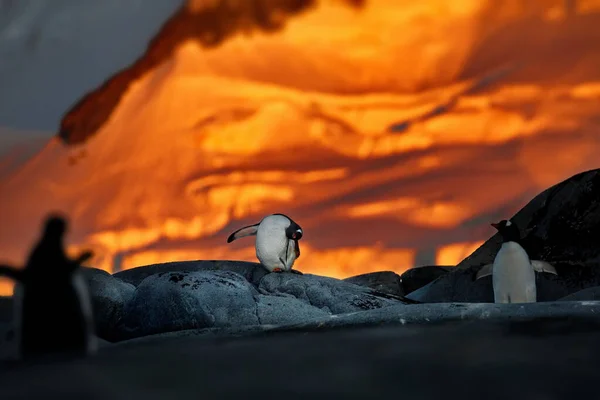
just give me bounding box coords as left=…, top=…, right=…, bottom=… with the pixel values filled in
left=0, top=215, right=97, bottom=359
left=227, top=213, right=303, bottom=273
left=488, top=219, right=537, bottom=304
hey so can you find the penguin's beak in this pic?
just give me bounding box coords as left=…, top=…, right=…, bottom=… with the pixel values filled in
left=491, top=222, right=500, bottom=230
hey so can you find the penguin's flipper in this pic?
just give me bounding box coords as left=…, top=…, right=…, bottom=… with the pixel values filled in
left=531, top=260, right=558, bottom=275
left=0, top=264, right=25, bottom=282
left=74, top=250, right=94, bottom=265
left=226, top=223, right=259, bottom=243
left=475, top=264, right=493, bottom=280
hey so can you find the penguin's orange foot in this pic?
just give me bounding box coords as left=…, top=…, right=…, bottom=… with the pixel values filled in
left=290, top=269, right=303, bottom=275
left=272, top=268, right=284, bottom=273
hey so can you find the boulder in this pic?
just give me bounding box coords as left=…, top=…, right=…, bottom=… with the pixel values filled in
left=343, top=271, right=404, bottom=296
left=117, top=270, right=259, bottom=340
left=81, top=267, right=135, bottom=341
left=460, top=169, right=600, bottom=270
left=259, top=272, right=402, bottom=314
left=407, top=263, right=600, bottom=303
left=256, top=295, right=331, bottom=325
left=113, top=260, right=268, bottom=287
left=559, top=286, right=600, bottom=301
left=399, top=266, right=454, bottom=295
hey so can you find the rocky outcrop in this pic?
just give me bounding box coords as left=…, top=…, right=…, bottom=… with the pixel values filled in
left=460, top=169, right=600, bottom=270
left=409, top=169, right=600, bottom=302
left=117, top=270, right=260, bottom=340
left=343, top=271, right=404, bottom=297
left=113, top=260, right=268, bottom=287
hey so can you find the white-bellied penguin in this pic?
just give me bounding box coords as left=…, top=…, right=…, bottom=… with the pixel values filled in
left=489, top=219, right=537, bottom=303
left=227, top=213, right=303, bottom=273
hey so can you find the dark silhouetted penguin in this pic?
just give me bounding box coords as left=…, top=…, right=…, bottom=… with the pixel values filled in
left=0, top=214, right=96, bottom=359
left=227, top=213, right=303, bottom=274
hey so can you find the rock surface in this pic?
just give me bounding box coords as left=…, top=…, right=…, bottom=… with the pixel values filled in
left=343, top=271, right=404, bottom=296
left=117, top=270, right=260, bottom=340
left=559, top=286, right=600, bottom=301
left=255, top=295, right=330, bottom=326
left=1, top=312, right=600, bottom=399
left=259, top=273, right=401, bottom=314
left=113, top=260, right=268, bottom=287
left=399, top=265, right=454, bottom=295
left=81, top=267, right=135, bottom=341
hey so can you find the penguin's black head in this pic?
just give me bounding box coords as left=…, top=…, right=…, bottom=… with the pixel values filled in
left=285, top=220, right=303, bottom=241
left=43, top=215, right=67, bottom=240
left=491, top=219, right=520, bottom=243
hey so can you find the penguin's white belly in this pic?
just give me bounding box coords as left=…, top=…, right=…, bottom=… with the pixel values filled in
left=492, top=242, right=536, bottom=304
left=72, top=272, right=97, bottom=354
left=255, top=232, right=296, bottom=272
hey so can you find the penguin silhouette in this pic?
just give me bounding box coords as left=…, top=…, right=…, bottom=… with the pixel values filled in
left=0, top=214, right=96, bottom=359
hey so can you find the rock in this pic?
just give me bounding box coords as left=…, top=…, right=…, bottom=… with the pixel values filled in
left=0, top=297, right=12, bottom=323
left=407, top=263, right=600, bottom=303
left=117, top=270, right=259, bottom=340
left=281, top=301, right=600, bottom=331
left=459, top=169, right=600, bottom=270
left=343, top=271, right=404, bottom=296
left=399, top=266, right=454, bottom=295
left=259, top=272, right=402, bottom=314
left=559, top=286, right=600, bottom=301
left=81, top=267, right=135, bottom=341
left=113, top=260, right=268, bottom=287
left=256, top=295, right=331, bottom=325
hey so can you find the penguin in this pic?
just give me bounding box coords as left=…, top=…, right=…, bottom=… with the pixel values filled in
left=488, top=219, right=537, bottom=304
left=227, top=213, right=303, bottom=273
left=0, top=214, right=97, bottom=359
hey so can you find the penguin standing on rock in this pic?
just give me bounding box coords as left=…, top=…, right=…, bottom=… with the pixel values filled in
left=489, top=219, right=537, bottom=304
left=0, top=215, right=97, bottom=359
left=227, top=213, right=303, bottom=274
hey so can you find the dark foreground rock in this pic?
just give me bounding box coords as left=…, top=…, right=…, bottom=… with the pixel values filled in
left=113, top=260, right=268, bottom=287
left=1, top=314, right=599, bottom=399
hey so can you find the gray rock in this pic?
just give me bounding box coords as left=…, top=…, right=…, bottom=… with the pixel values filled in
left=559, top=286, right=600, bottom=301
left=460, top=168, right=600, bottom=270
left=117, top=270, right=259, bottom=340
left=256, top=295, right=331, bottom=325
left=113, top=260, right=268, bottom=287
left=281, top=301, right=600, bottom=331
left=399, top=265, right=454, bottom=295
left=259, top=273, right=401, bottom=314
left=81, top=267, right=135, bottom=341
left=344, top=271, right=404, bottom=296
